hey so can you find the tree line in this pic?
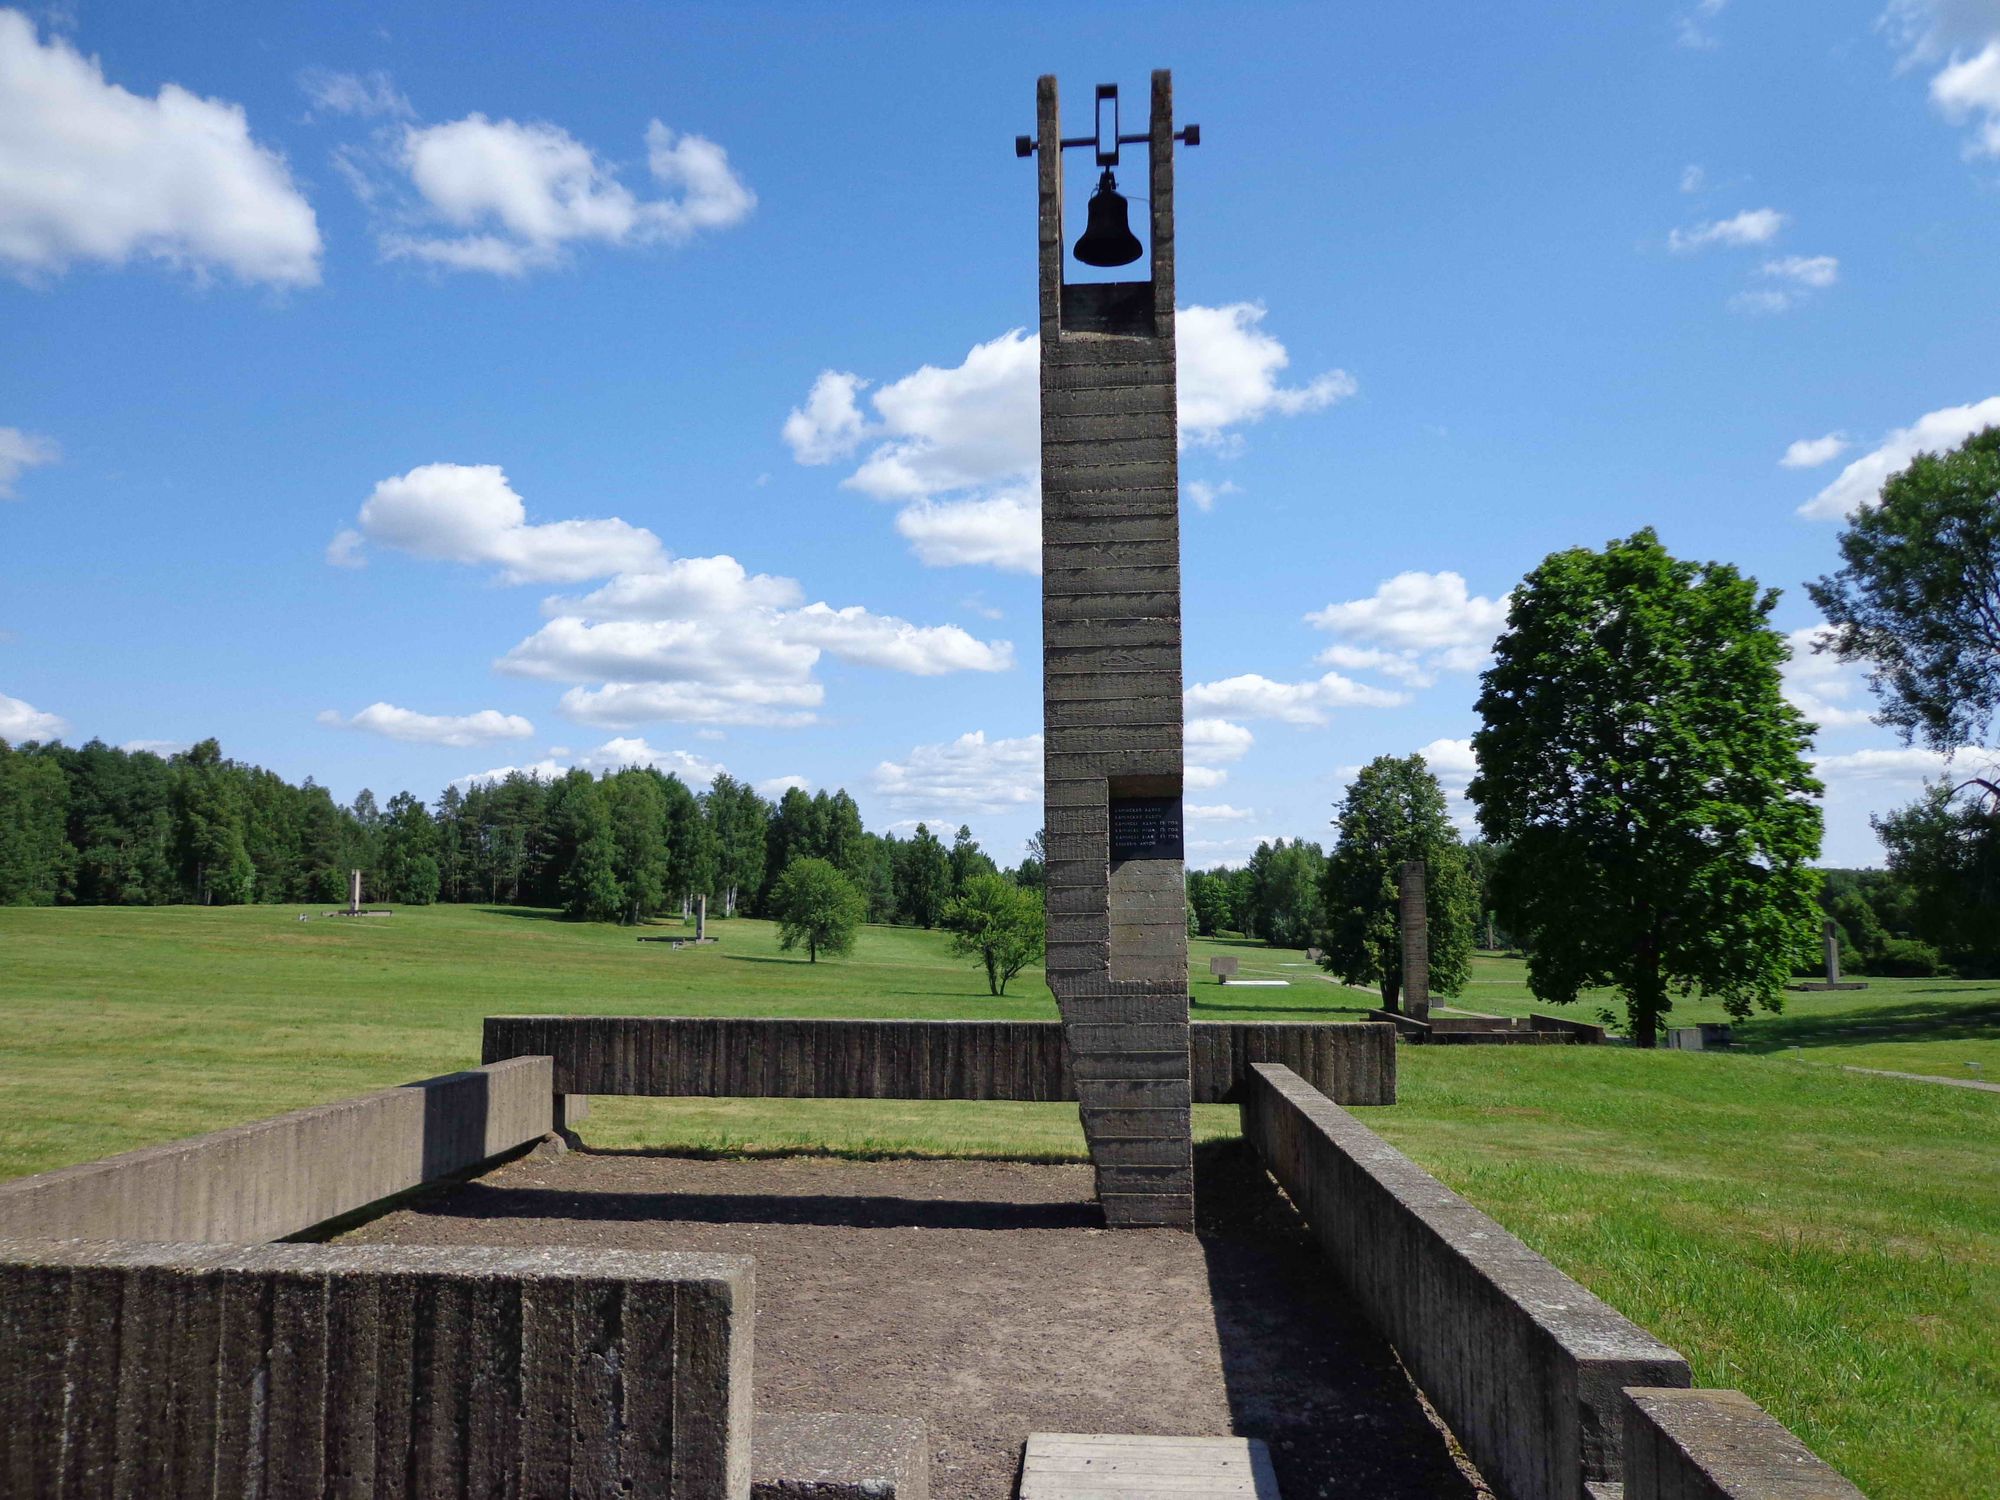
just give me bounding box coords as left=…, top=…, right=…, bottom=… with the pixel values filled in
left=0, top=736, right=1023, bottom=928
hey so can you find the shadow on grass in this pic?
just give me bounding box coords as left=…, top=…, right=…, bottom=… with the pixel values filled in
left=1743, top=997, right=2000, bottom=1052
left=473, top=906, right=571, bottom=923
left=722, top=954, right=811, bottom=966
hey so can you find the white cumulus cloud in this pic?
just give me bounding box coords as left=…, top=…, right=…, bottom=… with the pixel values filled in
left=1667, top=207, right=1786, bottom=252
left=298, top=67, right=411, bottom=121
left=1305, top=570, right=1510, bottom=682
left=1780, top=433, right=1850, bottom=468
left=1932, top=40, right=2000, bottom=155
left=873, top=730, right=1044, bottom=818
left=0, top=10, right=321, bottom=285
left=1188, top=803, right=1254, bottom=822
left=1186, top=717, right=1255, bottom=762
left=368, top=113, right=752, bottom=275
left=338, top=462, right=665, bottom=582
left=0, top=690, right=67, bottom=741
left=452, top=735, right=727, bottom=790
left=1881, top=3, right=2000, bottom=156
left=1797, top=395, right=2000, bottom=519
left=1184, top=671, right=1406, bottom=725
left=1812, top=745, right=1967, bottom=785
left=317, top=701, right=534, bottom=747
left=1782, top=627, right=1879, bottom=731
left=785, top=305, right=1353, bottom=572
left=558, top=680, right=823, bottom=730
left=0, top=426, right=58, bottom=497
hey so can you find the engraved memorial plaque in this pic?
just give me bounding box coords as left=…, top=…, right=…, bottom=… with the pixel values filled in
left=1109, top=795, right=1184, bottom=862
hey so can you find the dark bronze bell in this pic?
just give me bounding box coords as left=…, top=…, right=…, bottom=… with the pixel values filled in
left=1072, top=170, right=1143, bottom=267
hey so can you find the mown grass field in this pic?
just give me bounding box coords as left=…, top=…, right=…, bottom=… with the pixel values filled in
left=0, top=903, right=1993, bottom=1497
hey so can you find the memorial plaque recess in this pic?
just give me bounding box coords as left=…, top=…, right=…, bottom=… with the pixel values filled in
left=1032, top=70, right=1198, bottom=1230
left=1109, top=796, right=1185, bottom=862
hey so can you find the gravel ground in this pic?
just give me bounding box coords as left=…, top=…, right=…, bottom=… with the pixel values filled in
left=343, top=1142, right=1486, bottom=1499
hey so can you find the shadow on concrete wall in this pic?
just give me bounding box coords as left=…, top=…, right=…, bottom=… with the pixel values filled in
left=418, top=1067, right=492, bottom=1182
left=1193, top=1143, right=1484, bottom=1500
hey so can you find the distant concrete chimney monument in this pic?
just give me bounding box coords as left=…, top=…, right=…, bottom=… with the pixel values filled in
left=1027, top=71, right=1199, bottom=1230
left=1399, top=861, right=1432, bottom=1021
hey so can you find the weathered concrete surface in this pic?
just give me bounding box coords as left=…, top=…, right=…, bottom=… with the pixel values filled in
left=1243, top=1064, right=1689, bottom=1500
left=484, top=1015, right=1395, bottom=1106
left=1367, top=1010, right=1604, bottom=1046
left=0, top=1057, right=555, bottom=1244
left=1622, top=1388, right=1866, bottom=1499
left=753, top=1411, right=930, bottom=1499
left=0, top=1237, right=754, bottom=1499
left=1039, top=70, right=1194, bottom=1229
left=1399, top=861, right=1431, bottom=1021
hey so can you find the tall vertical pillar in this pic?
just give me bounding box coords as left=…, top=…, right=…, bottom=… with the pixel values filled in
left=1823, top=918, right=1840, bottom=986
left=1399, top=860, right=1431, bottom=1022
left=1039, top=71, right=1193, bottom=1230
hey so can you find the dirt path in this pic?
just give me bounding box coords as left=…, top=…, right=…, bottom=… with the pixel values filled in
left=344, top=1144, right=1485, bottom=1499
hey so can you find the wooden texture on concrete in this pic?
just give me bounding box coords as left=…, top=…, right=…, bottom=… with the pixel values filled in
left=483, top=1016, right=1396, bottom=1106
left=0, top=1057, right=555, bottom=1244
left=1038, top=69, right=1194, bottom=1230
left=1020, top=1433, right=1280, bottom=1498
left=0, top=1238, right=754, bottom=1500
left=1243, top=1064, right=1688, bottom=1500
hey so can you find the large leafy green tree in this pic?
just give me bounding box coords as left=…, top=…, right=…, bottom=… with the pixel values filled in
left=1874, top=782, right=2000, bottom=976
left=0, top=742, right=73, bottom=905
left=171, top=740, right=254, bottom=905
left=895, top=823, right=950, bottom=928
left=602, top=770, right=669, bottom=923
left=942, top=873, right=1045, bottom=995
left=947, top=824, right=996, bottom=895
left=378, top=791, right=441, bottom=905
left=1807, top=425, right=2000, bottom=756
left=551, top=770, right=623, bottom=922
left=704, top=774, right=769, bottom=917
left=1469, top=529, right=1823, bottom=1046
left=1320, top=754, right=1477, bottom=1010
left=1241, top=839, right=1325, bottom=948
left=770, top=856, right=866, bottom=962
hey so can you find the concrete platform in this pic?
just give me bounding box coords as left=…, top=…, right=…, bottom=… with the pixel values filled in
left=1020, top=1433, right=1280, bottom=1498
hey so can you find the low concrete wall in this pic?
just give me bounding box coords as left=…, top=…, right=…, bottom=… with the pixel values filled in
left=0, top=1237, right=753, bottom=1499
left=0, top=1057, right=555, bottom=1244
left=1621, top=1388, right=1865, bottom=1499
left=1368, top=1010, right=1603, bottom=1045
left=1242, top=1063, right=1688, bottom=1500
left=483, top=1016, right=1396, bottom=1106
left=1530, top=1014, right=1609, bottom=1043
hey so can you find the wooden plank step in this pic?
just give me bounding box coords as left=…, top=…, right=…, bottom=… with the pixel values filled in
left=1020, top=1433, right=1280, bottom=1498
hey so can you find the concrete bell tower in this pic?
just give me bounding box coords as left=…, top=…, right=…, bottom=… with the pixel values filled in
left=1032, top=71, right=1197, bottom=1230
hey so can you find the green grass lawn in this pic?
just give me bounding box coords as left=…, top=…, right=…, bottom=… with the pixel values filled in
left=1, top=903, right=1993, bottom=1497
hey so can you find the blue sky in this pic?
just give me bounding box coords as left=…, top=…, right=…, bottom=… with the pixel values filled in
left=4, top=1, right=1998, bottom=868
